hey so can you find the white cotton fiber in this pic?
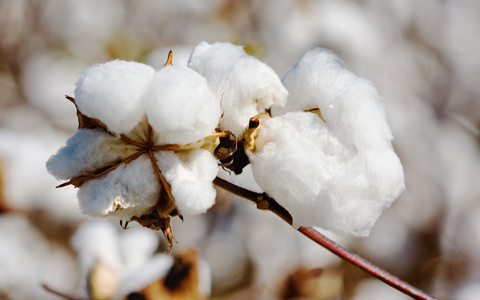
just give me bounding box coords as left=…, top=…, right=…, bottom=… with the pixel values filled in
left=46, top=129, right=139, bottom=180
left=71, top=220, right=123, bottom=274
left=188, top=41, right=288, bottom=138
left=77, top=155, right=160, bottom=220
left=75, top=60, right=155, bottom=134
left=273, top=48, right=392, bottom=150
left=250, top=51, right=405, bottom=236
left=119, top=227, right=159, bottom=275
left=146, top=65, right=221, bottom=145
left=156, top=149, right=218, bottom=216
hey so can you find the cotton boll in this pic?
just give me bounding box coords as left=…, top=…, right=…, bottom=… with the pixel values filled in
left=146, top=66, right=221, bottom=145
left=156, top=149, right=218, bottom=216
left=47, top=129, right=139, bottom=180
left=250, top=111, right=404, bottom=236
left=75, top=60, right=155, bottom=134
left=77, top=155, right=160, bottom=220
left=188, top=41, right=288, bottom=138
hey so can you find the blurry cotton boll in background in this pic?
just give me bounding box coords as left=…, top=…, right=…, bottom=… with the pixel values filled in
left=41, top=0, right=125, bottom=60
left=71, top=220, right=212, bottom=299
left=0, top=129, right=83, bottom=224
left=0, top=214, right=79, bottom=299
left=260, top=0, right=383, bottom=75
left=71, top=219, right=160, bottom=298
left=444, top=1, right=480, bottom=124
left=22, top=53, right=89, bottom=131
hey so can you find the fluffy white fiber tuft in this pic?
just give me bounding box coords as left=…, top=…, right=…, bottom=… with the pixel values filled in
left=188, top=41, right=288, bottom=138
left=273, top=48, right=393, bottom=150
left=46, top=129, right=138, bottom=180
left=146, top=65, right=221, bottom=145
left=156, top=149, right=218, bottom=216
left=75, top=60, right=155, bottom=134
left=77, top=155, right=160, bottom=220
left=250, top=48, right=405, bottom=236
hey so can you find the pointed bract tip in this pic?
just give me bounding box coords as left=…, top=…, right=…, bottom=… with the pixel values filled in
left=65, top=95, right=75, bottom=104
left=163, top=50, right=173, bottom=67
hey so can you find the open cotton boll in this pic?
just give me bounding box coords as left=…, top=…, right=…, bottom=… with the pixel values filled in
left=146, top=65, right=221, bottom=145
left=77, top=155, right=160, bottom=220
left=46, top=129, right=139, bottom=180
left=250, top=111, right=404, bottom=236
left=75, top=60, right=155, bottom=134
left=156, top=149, right=218, bottom=216
left=188, top=41, right=288, bottom=138
left=70, top=220, right=123, bottom=299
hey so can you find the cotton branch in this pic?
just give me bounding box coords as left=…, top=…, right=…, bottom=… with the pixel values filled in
left=213, top=177, right=440, bottom=300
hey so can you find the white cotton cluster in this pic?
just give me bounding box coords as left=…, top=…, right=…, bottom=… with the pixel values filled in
left=47, top=58, right=222, bottom=220
left=75, top=59, right=221, bottom=141
left=188, top=41, right=288, bottom=138
left=250, top=48, right=405, bottom=236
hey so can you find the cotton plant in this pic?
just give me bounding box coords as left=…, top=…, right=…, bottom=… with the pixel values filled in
left=47, top=41, right=404, bottom=251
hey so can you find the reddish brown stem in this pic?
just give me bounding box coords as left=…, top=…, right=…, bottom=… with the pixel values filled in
left=213, top=176, right=440, bottom=300
left=298, top=227, right=439, bottom=300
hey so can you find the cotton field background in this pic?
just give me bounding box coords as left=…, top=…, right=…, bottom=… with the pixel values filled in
left=1, top=1, right=479, bottom=299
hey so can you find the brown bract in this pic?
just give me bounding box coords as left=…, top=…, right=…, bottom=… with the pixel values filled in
left=57, top=96, right=227, bottom=253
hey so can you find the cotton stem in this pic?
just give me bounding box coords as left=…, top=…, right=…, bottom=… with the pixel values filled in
left=212, top=177, right=440, bottom=300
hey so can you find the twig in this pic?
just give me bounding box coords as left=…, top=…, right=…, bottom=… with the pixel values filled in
left=213, top=177, right=440, bottom=300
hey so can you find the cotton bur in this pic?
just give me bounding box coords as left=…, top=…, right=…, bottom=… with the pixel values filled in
left=47, top=52, right=222, bottom=251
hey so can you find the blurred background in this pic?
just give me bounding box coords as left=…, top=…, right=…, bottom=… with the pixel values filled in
left=1, top=0, right=480, bottom=299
